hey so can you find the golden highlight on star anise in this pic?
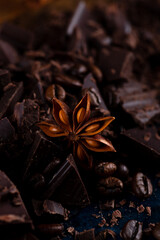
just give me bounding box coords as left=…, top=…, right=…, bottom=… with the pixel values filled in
left=37, top=93, right=116, bottom=168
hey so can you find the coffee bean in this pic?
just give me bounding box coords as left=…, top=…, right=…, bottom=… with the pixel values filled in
left=97, top=177, right=123, bottom=196
left=96, top=229, right=116, bottom=240
left=152, top=223, right=160, bottom=240
left=120, top=220, right=143, bottom=240
left=37, top=223, right=64, bottom=237
left=45, top=84, right=66, bottom=102
left=116, top=163, right=129, bottom=179
left=95, top=162, right=117, bottom=177
left=132, top=172, right=153, bottom=198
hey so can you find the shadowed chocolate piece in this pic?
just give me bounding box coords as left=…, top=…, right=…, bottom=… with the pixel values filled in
left=0, top=40, right=19, bottom=64
left=0, top=170, right=33, bottom=236
left=0, top=69, right=10, bottom=89
left=0, top=117, right=15, bottom=144
left=0, top=22, right=34, bottom=51
left=99, top=47, right=134, bottom=82
left=24, top=132, right=60, bottom=180
left=75, top=228, right=95, bottom=240
left=44, top=154, right=90, bottom=207
left=0, top=82, right=23, bottom=119
left=122, top=127, right=160, bottom=160
left=108, top=80, right=160, bottom=126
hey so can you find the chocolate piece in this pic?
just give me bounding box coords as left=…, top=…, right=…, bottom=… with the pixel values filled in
left=0, top=117, right=15, bottom=144
left=109, top=81, right=160, bottom=126
left=132, top=172, right=153, bottom=199
left=0, top=69, right=10, bottom=89
left=0, top=22, right=34, bottom=51
left=99, top=199, right=115, bottom=210
left=75, top=229, right=95, bottom=240
left=0, top=82, right=23, bottom=119
left=0, top=170, right=32, bottom=236
left=122, top=127, right=160, bottom=160
left=24, top=132, right=60, bottom=179
left=152, top=223, right=160, bottom=240
left=120, top=220, right=143, bottom=240
left=0, top=40, right=19, bottom=64
left=99, top=47, right=134, bottom=82
left=44, top=154, right=90, bottom=207
left=96, top=229, right=116, bottom=240
left=82, top=74, right=110, bottom=114
left=32, top=199, right=65, bottom=221
left=14, top=99, right=39, bottom=128
left=37, top=223, right=64, bottom=237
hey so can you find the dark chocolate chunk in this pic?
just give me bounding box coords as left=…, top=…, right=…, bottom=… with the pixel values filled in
left=0, top=170, right=32, bottom=236
left=99, top=47, right=134, bottom=82
left=0, top=22, right=34, bottom=51
left=96, top=229, right=116, bottom=240
left=0, top=81, right=23, bottom=119
left=24, top=131, right=60, bottom=179
left=44, top=154, right=90, bottom=207
left=122, top=127, right=160, bottom=159
left=0, top=69, right=10, bottom=89
left=82, top=74, right=110, bottom=114
left=0, top=39, right=19, bottom=64
left=37, top=223, right=64, bottom=237
left=109, top=80, right=160, bottom=126
left=0, top=117, right=15, bottom=144
left=75, top=228, right=95, bottom=240
left=14, top=99, right=39, bottom=128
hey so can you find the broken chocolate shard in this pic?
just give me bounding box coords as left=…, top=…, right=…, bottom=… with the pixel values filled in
left=0, top=39, right=19, bottom=64
left=82, top=73, right=110, bottom=115
left=75, top=229, right=95, bottom=240
left=122, top=127, right=160, bottom=160
left=0, top=170, right=32, bottom=236
left=44, top=154, right=90, bottom=207
left=108, top=80, right=160, bottom=126
left=0, top=81, right=23, bottom=119
left=0, top=22, right=34, bottom=51
left=0, top=117, right=15, bottom=144
left=99, top=47, right=134, bottom=82
left=0, top=69, right=11, bottom=89
left=24, top=131, right=60, bottom=180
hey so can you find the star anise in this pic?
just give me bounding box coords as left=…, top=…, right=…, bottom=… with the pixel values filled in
left=37, top=93, right=116, bottom=168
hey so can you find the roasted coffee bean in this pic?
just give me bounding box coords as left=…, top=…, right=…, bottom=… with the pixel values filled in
left=120, top=220, right=143, bottom=240
left=116, top=163, right=129, bottom=180
left=97, top=177, right=123, bottom=196
left=37, top=223, right=64, bottom=236
left=45, top=84, right=66, bottom=102
left=96, top=229, right=116, bottom=240
left=132, top=172, right=153, bottom=198
left=95, top=162, right=117, bottom=177
left=152, top=223, right=160, bottom=240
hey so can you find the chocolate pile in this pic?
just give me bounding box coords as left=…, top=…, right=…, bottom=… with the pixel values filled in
left=0, top=0, right=160, bottom=239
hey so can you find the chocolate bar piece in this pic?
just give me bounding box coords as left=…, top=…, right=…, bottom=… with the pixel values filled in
left=82, top=73, right=110, bottom=115
left=32, top=199, right=65, bottom=221
left=122, top=127, right=160, bottom=160
left=0, top=23, right=34, bottom=51
left=108, top=80, right=160, bottom=126
left=0, top=40, right=19, bottom=64
left=0, top=69, right=10, bottom=89
left=99, top=47, right=134, bottom=81
left=44, top=154, right=90, bottom=207
left=0, top=170, right=32, bottom=236
left=0, top=117, right=15, bottom=144
left=24, top=132, right=60, bottom=179
left=0, top=82, right=23, bottom=119
left=75, top=229, right=95, bottom=240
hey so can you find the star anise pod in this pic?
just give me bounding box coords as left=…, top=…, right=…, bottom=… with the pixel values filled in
left=37, top=93, right=116, bottom=168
